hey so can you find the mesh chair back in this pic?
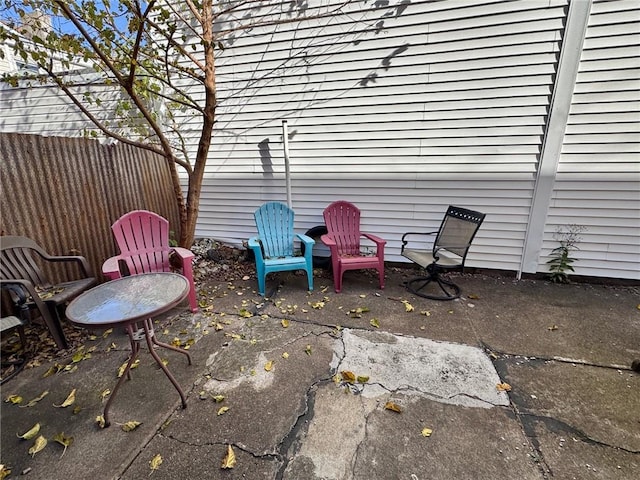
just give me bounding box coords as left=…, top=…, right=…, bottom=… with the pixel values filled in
left=434, top=206, right=486, bottom=259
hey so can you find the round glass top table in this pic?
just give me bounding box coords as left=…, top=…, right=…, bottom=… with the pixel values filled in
left=66, top=272, right=192, bottom=427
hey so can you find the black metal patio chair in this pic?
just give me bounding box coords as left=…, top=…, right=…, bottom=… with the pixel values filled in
left=401, top=206, right=485, bottom=300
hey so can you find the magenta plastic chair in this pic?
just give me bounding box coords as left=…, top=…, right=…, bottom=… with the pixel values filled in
left=321, top=201, right=386, bottom=293
left=101, top=210, right=198, bottom=312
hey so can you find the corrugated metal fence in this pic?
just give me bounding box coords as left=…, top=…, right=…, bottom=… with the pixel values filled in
left=0, top=132, right=180, bottom=283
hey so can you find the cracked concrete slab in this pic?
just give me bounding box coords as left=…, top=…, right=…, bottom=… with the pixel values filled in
left=465, top=279, right=640, bottom=367
left=284, top=387, right=543, bottom=480
left=525, top=417, right=640, bottom=480
left=497, top=357, right=640, bottom=452
left=163, top=321, right=335, bottom=455
left=332, top=329, right=509, bottom=408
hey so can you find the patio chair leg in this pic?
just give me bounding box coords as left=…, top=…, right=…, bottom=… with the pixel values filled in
left=405, top=273, right=461, bottom=301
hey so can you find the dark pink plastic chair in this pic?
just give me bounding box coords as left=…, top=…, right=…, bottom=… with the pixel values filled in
left=101, top=210, right=198, bottom=312
left=321, top=201, right=386, bottom=293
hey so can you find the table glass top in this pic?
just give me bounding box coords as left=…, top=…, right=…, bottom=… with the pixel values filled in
left=66, top=273, right=189, bottom=326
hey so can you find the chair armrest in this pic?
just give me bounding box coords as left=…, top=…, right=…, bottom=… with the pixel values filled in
left=295, top=233, right=315, bottom=247
left=1, top=283, right=27, bottom=306
left=247, top=236, right=265, bottom=261
left=320, top=234, right=340, bottom=258
left=101, top=256, right=121, bottom=280
left=400, top=231, right=439, bottom=251
left=362, top=233, right=386, bottom=247
left=320, top=233, right=336, bottom=246
left=171, top=247, right=195, bottom=262
left=41, top=253, right=94, bottom=277
left=296, top=233, right=315, bottom=261
left=0, top=279, right=48, bottom=311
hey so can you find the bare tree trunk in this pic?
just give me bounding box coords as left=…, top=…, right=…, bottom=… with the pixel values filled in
left=180, top=1, right=216, bottom=248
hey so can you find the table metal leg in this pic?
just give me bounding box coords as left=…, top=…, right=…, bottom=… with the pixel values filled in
left=102, top=320, right=191, bottom=427
left=142, top=318, right=189, bottom=408
left=102, top=324, right=141, bottom=427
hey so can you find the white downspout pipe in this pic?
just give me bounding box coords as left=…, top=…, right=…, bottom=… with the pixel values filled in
left=282, top=120, right=292, bottom=208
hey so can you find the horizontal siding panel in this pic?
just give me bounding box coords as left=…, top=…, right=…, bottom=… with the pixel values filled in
left=562, top=133, right=640, bottom=144
left=569, top=102, right=639, bottom=114
left=561, top=142, right=639, bottom=153
left=565, top=122, right=640, bottom=134
left=586, top=7, right=640, bottom=26
left=586, top=22, right=639, bottom=37
left=574, top=67, right=640, bottom=83
left=590, top=0, right=640, bottom=14
left=567, top=112, right=640, bottom=124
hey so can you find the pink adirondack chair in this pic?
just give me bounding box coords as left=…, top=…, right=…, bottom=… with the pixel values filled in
left=321, top=201, right=386, bottom=293
left=101, top=210, right=198, bottom=312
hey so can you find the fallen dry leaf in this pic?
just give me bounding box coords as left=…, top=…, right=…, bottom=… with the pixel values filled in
left=357, top=375, right=369, bottom=383
left=349, top=307, right=370, bottom=318
left=402, top=300, right=414, bottom=312
left=96, top=415, right=106, bottom=429
left=0, top=464, right=11, bottom=479
left=421, top=427, right=433, bottom=437
left=221, top=444, right=236, bottom=469
left=282, top=352, right=289, bottom=359
left=4, top=394, right=23, bottom=405
left=149, top=454, right=162, bottom=474
left=341, top=371, right=356, bottom=384
left=305, top=344, right=312, bottom=355
left=28, top=435, right=47, bottom=457
left=217, top=406, right=230, bottom=416
left=20, top=391, right=49, bottom=408
left=121, top=421, right=142, bottom=432
left=17, top=423, right=41, bottom=440
left=53, top=432, right=73, bottom=457
left=53, top=388, right=76, bottom=408
left=384, top=401, right=402, bottom=413
left=496, top=382, right=512, bottom=392
left=212, top=395, right=225, bottom=403
left=370, top=318, right=380, bottom=328
left=117, top=359, right=140, bottom=378
left=281, top=319, right=290, bottom=328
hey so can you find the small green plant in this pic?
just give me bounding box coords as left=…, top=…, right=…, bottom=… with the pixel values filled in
left=546, top=224, right=586, bottom=283
left=169, top=230, right=178, bottom=248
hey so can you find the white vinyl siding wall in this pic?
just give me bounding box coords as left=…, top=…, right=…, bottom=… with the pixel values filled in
left=192, top=0, right=570, bottom=274
left=546, top=0, right=640, bottom=279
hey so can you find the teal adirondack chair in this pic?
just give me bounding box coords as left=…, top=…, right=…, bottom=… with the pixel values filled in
left=248, top=202, right=315, bottom=296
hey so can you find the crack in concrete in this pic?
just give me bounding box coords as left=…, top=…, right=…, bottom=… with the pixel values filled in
left=486, top=343, right=640, bottom=480
left=481, top=343, right=632, bottom=371
left=350, top=392, right=379, bottom=480
left=157, top=431, right=282, bottom=462
left=275, top=377, right=335, bottom=480
left=519, top=412, right=640, bottom=455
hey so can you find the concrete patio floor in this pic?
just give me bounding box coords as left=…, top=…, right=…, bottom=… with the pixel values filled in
left=1, top=267, right=639, bottom=480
